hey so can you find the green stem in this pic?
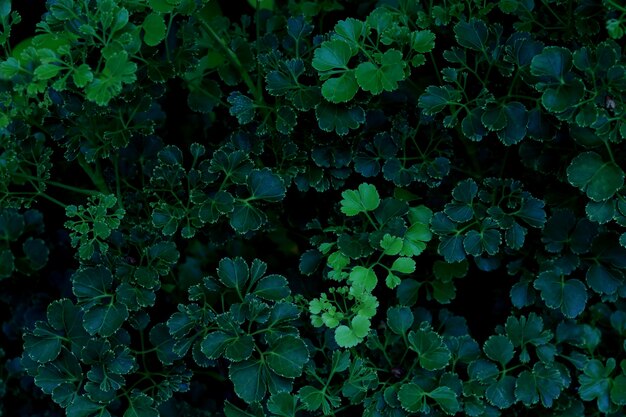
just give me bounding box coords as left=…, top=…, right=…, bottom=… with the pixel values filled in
left=201, top=20, right=263, bottom=104
left=607, top=0, right=626, bottom=12
left=113, top=156, right=125, bottom=210
left=604, top=140, right=616, bottom=164
left=37, top=191, right=68, bottom=208
left=46, top=180, right=101, bottom=196
left=77, top=155, right=109, bottom=194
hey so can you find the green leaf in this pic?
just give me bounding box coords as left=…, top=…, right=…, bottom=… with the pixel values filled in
left=82, top=302, right=129, bottom=337
left=266, top=335, right=308, bottom=378
left=437, top=235, right=466, bottom=263
left=312, top=40, right=355, bottom=72
left=578, top=358, right=615, bottom=412
left=315, top=102, right=365, bottom=135
left=403, top=217, right=432, bottom=257
left=454, top=19, right=489, bottom=51
left=445, top=178, right=478, bottom=222
left=567, top=151, right=624, bottom=202
left=85, top=52, right=137, bottom=106
left=541, top=79, right=584, bottom=113
left=387, top=306, right=414, bottom=335
left=530, top=46, right=572, bottom=81
left=349, top=266, right=377, bottom=292
left=430, top=386, right=461, bottom=415
left=391, top=257, right=416, bottom=274
left=586, top=200, right=615, bottom=224
left=486, top=375, right=516, bottom=409
left=0, top=209, right=25, bottom=241
left=481, top=104, right=507, bottom=131
left=515, top=363, right=565, bottom=407
left=298, top=386, right=325, bottom=411
left=335, top=315, right=370, bottom=348
left=433, top=260, right=468, bottom=281
left=275, top=105, right=297, bottom=134
left=398, top=384, right=459, bottom=415
left=517, top=197, right=547, bottom=228
left=209, top=150, right=253, bottom=184
left=217, top=257, right=249, bottom=291
left=72, top=64, right=93, bottom=87
left=332, top=18, right=365, bottom=52
left=534, top=271, right=587, bottom=318
left=586, top=264, right=623, bottom=295
left=228, top=92, right=256, bottom=124
left=254, top=275, right=290, bottom=300
left=462, top=107, right=488, bottom=141
left=267, top=392, right=298, bottom=417
left=0, top=0, right=10, bottom=18
left=340, top=183, right=380, bottom=216
left=380, top=234, right=403, bottom=255
left=386, top=272, right=401, bottom=289
left=612, top=374, right=626, bottom=405
left=72, top=266, right=113, bottom=300
left=505, top=313, right=551, bottom=353
left=225, top=335, right=255, bottom=362
left=142, top=13, right=166, bottom=46
left=34, top=63, right=62, bottom=80
left=418, top=85, right=461, bottom=115
left=266, top=59, right=304, bottom=96
left=408, top=326, right=451, bottom=370
left=230, top=359, right=266, bottom=403
left=355, top=49, right=406, bottom=95
left=468, top=358, right=499, bottom=383
left=483, top=335, right=514, bottom=366
left=149, top=0, right=177, bottom=13
left=66, top=395, right=107, bottom=417
left=497, top=102, right=528, bottom=145
left=149, top=323, right=179, bottom=365
left=247, top=168, right=286, bottom=202
left=410, top=30, right=436, bottom=53
left=200, top=331, right=230, bottom=359
left=0, top=57, right=21, bottom=79
left=124, top=392, right=159, bottom=417
left=398, top=383, right=427, bottom=413
left=321, top=71, right=358, bottom=103
left=607, top=19, right=625, bottom=39
left=246, top=0, right=274, bottom=10
left=463, top=219, right=501, bottom=257
left=23, top=322, right=63, bottom=363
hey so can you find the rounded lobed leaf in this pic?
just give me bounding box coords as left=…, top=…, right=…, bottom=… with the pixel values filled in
left=567, top=151, right=624, bottom=202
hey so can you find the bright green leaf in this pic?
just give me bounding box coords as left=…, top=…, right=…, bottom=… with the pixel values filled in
left=391, top=257, right=416, bottom=274
left=410, top=30, right=436, bottom=53
left=142, top=13, right=166, bottom=46
left=349, top=266, right=377, bottom=292
left=312, top=40, right=355, bottom=71
left=355, top=49, right=406, bottom=95
left=321, top=71, right=358, bottom=103
left=340, top=183, right=380, bottom=216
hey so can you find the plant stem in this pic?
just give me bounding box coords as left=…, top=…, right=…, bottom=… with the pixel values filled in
left=201, top=20, right=263, bottom=105
left=77, top=155, right=109, bottom=194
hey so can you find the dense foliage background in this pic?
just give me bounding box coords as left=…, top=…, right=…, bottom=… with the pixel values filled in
left=1, top=0, right=626, bottom=416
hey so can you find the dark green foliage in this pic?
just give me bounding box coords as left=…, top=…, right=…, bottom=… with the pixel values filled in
left=0, top=0, right=625, bottom=416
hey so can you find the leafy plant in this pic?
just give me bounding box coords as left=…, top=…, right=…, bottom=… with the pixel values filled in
left=0, top=0, right=625, bottom=416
